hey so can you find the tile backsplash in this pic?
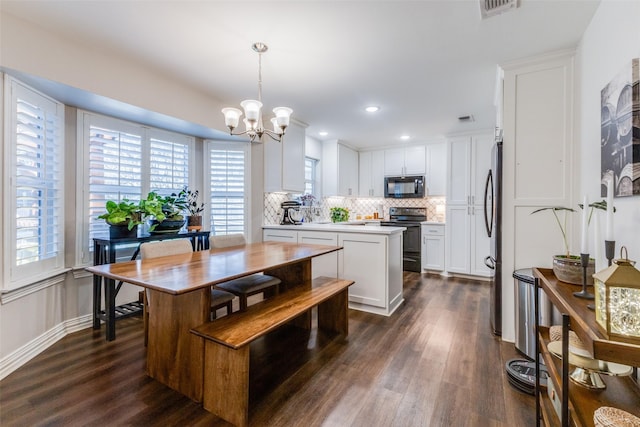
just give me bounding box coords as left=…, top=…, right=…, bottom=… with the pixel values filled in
left=263, top=193, right=446, bottom=225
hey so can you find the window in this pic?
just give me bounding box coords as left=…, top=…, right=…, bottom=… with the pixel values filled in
left=206, top=142, right=249, bottom=236
left=3, top=76, right=65, bottom=290
left=304, top=157, right=318, bottom=197
left=77, top=112, right=193, bottom=264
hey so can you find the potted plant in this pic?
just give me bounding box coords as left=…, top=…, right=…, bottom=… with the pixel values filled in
left=142, top=190, right=188, bottom=233
left=182, top=186, right=205, bottom=231
left=97, top=199, right=144, bottom=238
left=299, top=193, right=316, bottom=207
left=330, top=207, right=349, bottom=223
left=531, top=201, right=612, bottom=285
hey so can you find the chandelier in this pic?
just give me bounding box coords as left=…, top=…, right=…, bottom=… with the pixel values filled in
left=221, top=42, right=293, bottom=143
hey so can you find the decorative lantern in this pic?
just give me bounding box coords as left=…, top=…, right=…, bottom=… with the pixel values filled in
left=593, top=247, right=640, bottom=344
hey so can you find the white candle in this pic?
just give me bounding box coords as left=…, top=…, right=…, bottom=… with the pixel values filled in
left=593, top=212, right=603, bottom=272
left=581, top=195, right=589, bottom=254
left=606, top=184, right=614, bottom=241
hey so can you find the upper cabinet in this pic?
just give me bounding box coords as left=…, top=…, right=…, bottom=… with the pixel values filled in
left=425, top=142, right=447, bottom=196
left=359, top=150, right=385, bottom=197
left=384, top=145, right=426, bottom=176
left=447, top=134, right=493, bottom=205
left=322, top=140, right=359, bottom=197
left=264, top=121, right=306, bottom=193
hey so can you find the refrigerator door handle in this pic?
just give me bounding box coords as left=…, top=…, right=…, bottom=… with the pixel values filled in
left=483, top=169, right=494, bottom=237
left=484, top=255, right=495, bottom=270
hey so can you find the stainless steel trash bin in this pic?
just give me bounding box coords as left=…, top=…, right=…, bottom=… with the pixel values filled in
left=513, top=268, right=551, bottom=360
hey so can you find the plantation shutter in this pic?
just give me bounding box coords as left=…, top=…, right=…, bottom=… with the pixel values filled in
left=209, top=147, right=247, bottom=235
left=87, top=120, right=143, bottom=243
left=6, top=78, right=65, bottom=288
left=149, top=132, right=190, bottom=193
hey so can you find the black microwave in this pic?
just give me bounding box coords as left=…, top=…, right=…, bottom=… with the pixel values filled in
left=384, top=175, right=425, bottom=198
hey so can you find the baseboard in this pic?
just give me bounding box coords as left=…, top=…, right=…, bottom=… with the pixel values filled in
left=0, top=314, right=93, bottom=381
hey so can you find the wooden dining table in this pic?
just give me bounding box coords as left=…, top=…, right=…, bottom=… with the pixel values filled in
left=85, top=241, right=342, bottom=402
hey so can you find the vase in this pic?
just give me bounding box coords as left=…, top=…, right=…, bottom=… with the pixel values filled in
left=109, top=224, right=137, bottom=239
left=149, top=219, right=185, bottom=234
left=186, top=215, right=203, bottom=231
left=553, top=255, right=595, bottom=286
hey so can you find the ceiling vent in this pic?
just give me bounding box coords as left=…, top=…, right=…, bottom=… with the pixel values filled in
left=479, top=0, right=519, bottom=19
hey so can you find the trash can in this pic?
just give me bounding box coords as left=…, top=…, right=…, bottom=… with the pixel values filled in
left=513, top=268, right=550, bottom=360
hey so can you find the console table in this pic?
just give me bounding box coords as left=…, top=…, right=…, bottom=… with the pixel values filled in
left=92, top=231, right=210, bottom=341
left=533, top=268, right=640, bottom=427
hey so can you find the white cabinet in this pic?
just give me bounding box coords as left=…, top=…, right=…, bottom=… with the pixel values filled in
left=297, top=231, right=338, bottom=279
left=445, top=134, right=493, bottom=277
left=338, top=232, right=403, bottom=315
left=425, top=142, right=447, bottom=196
left=421, top=223, right=445, bottom=272
left=264, top=121, right=306, bottom=193
left=322, top=140, right=359, bottom=196
left=383, top=145, right=426, bottom=176
left=262, top=229, right=298, bottom=243
left=358, top=150, right=385, bottom=197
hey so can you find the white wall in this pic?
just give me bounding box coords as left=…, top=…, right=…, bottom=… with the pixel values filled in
left=577, top=0, right=640, bottom=262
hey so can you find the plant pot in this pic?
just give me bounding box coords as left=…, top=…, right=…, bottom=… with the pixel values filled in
left=109, top=224, right=137, bottom=239
left=186, top=215, right=203, bottom=231
left=553, top=255, right=595, bottom=286
left=149, top=219, right=185, bottom=234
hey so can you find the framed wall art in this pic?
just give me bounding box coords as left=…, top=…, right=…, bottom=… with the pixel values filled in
left=601, top=58, right=639, bottom=197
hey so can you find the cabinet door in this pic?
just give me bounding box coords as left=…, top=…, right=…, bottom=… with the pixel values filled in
left=370, top=150, right=385, bottom=197
left=358, top=151, right=372, bottom=197
left=447, top=138, right=471, bottom=205
left=445, top=206, right=471, bottom=274
left=338, top=144, right=358, bottom=196
left=470, top=206, right=491, bottom=276
left=404, top=145, right=426, bottom=175
left=338, top=233, right=387, bottom=308
left=298, top=231, right=338, bottom=278
left=426, top=142, right=447, bottom=196
left=281, top=122, right=306, bottom=192
left=262, top=229, right=297, bottom=242
left=264, top=122, right=305, bottom=193
left=470, top=134, right=493, bottom=206
left=384, top=148, right=404, bottom=176
left=423, top=235, right=445, bottom=271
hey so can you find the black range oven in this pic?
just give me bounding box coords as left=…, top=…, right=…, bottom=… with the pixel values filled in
left=380, top=207, right=426, bottom=272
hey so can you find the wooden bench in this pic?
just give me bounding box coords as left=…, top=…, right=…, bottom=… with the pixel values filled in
left=190, top=276, right=354, bottom=427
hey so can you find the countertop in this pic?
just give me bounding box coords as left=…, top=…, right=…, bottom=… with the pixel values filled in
left=263, top=222, right=406, bottom=235
left=421, top=221, right=446, bottom=225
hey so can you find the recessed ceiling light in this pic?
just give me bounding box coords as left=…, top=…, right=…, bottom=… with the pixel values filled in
left=318, top=131, right=328, bottom=137
left=400, top=135, right=410, bottom=140
left=365, top=106, right=380, bottom=113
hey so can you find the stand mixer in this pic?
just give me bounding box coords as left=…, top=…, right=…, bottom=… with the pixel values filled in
left=280, top=201, right=303, bottom=225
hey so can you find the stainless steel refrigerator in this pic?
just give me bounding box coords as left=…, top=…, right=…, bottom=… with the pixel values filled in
left=484, top=137, right=503, bottom=336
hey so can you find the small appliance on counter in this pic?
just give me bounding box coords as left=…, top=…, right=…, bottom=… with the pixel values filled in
left=280, top=201, right=303, bottom=225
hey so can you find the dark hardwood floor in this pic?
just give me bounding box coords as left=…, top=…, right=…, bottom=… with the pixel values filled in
left=0, top=273, right=535, bottom=426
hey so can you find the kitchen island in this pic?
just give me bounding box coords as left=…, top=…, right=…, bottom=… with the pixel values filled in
left=263, top=223, right=405, bottom=316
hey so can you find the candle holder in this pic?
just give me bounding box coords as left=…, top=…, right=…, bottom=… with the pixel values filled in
left=605, top=240, right=616, bottom=267
left=574, top=253, right=595, bottom=299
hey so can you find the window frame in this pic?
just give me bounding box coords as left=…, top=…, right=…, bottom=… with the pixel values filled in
left=2, top=75, right=66, bottom=291
left=204, top=140, right=251, bottom=237
left=75, top=110, right=195, bottom=266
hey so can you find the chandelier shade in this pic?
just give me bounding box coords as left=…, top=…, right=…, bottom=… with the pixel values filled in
left=221, top=43, right=292, bottom=143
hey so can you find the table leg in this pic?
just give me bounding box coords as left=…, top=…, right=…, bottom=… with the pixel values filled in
left=203, top=342, right=250, bottom=427
left=92, top=275, right=102, bottom=330
left=105, top=278, right=116, bottom=341
left=318, top=288, right=349, bottom=335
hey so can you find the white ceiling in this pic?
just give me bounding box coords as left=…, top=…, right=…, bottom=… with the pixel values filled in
left=2, top=0, right=600, bottom=149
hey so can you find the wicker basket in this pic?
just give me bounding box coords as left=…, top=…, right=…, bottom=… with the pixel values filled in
left=594, top=407, right=640, bottom=427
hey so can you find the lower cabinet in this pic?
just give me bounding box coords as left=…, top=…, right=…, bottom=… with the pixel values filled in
left=445, top=205, right=490, bottom=277
left=421, top=223, right=445, bottom=272
left=297, top=231, right=338, bottom=278
left=263, top=227, right=403, bottom=316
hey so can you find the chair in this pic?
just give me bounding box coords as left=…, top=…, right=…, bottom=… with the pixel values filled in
left=210, top=234, right=281, bottom=311
left=139, top=239, right=235, bottom=345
